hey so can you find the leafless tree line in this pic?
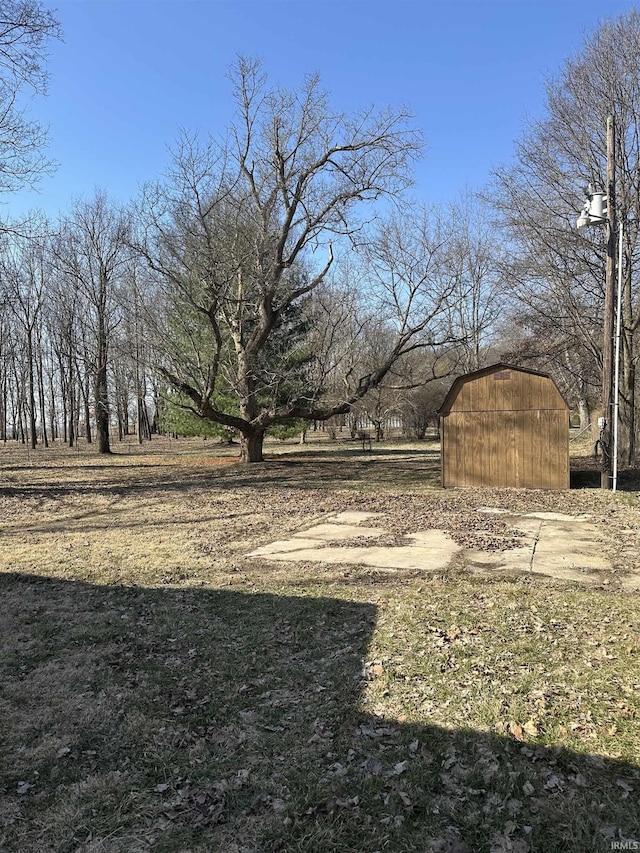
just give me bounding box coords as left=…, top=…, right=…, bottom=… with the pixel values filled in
left=0, top=182, right=504, bottom=456
left=0, top=198, right=157, bottom=451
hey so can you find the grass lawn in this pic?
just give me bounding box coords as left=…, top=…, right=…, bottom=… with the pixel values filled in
left=0, top=434, right=638, bottom=852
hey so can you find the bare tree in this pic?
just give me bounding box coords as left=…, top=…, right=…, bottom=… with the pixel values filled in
left=0, top=230, right=49, bottom=447
left=52, top=193, right=130, bottom=454
left=0, top=1, right=60, bottom=441
left=0, top=0, right=61, bottom=200
left=492, top=9, right=640, bottom=464
left=496, top=254, right=602, bottom=429
left=442, top=192, right=507, bottom=373
left=45, top=267, right=79, bottom=446
left=399, top=367, right=449, bottom=439
left=135, top=57, right=428, bottom=462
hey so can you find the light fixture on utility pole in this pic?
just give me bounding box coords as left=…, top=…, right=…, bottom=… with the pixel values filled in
left=576, top=114, right=616, bottom=490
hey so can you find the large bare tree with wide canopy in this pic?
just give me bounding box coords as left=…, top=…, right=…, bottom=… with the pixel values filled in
left=135, top=58, right=462, bottom=462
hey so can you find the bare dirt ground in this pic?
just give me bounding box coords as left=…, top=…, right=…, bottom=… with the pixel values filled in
left=0, top=434, right=639, bottom=853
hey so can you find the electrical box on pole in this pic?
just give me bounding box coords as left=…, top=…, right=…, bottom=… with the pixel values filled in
left=577, top=189, right=607, bottom=228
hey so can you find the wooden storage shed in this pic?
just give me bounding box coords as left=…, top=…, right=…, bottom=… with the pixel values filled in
left=439, top=363, right=570, bottom=489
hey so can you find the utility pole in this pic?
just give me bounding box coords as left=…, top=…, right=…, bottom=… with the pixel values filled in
left=576, top=114, right=616, bottom=489
left=602, top=114, right=616, bottom=490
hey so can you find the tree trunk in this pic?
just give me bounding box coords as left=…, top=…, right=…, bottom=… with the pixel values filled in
left=80, top=371, right=91, bottom=444
left=116, top=391, right=124, bottom=440
left=84, top=400, right=92, bottom=444
left=619, top=342, right=636, bottom=466
left=19, top=400, right=27, bottom=443
left=47, top=361, right=56, bottom=442
left=95, top=365, right=110, bottom=453
left=37, top=358, right=48, bottom=447
left=0, top=368, right=6, bottom=442
left=142, top=399, right=153, bottom=441
left=74, top=384, right=81, bottom=445
left=137, top=393, right=145, bottom=444
left=577, top=397, right=591, bottom=431
left=26, top=329, right=37, bottom=450
left=94, top=311, right=111, bottom=453
left=67, top=351, right=75, bottom=447
left=60, top=387, right=67, bottom=444
left=239, top=429, right=265, bottom=463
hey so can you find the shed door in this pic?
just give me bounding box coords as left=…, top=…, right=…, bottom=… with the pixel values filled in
left=444, top=409, right=568, bottom=489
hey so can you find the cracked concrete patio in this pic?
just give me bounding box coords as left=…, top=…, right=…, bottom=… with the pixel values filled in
left=247, top=509, right=613, bottom=584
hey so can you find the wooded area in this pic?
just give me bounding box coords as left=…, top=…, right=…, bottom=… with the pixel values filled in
left=2, top=4, right=640, bottom=467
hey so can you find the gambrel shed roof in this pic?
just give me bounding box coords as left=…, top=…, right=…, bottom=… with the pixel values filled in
left=438, top=363, right=569, bottom=417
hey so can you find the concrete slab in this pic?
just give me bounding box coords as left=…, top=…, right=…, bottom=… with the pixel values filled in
left=505, top=517, right=542, bottom=537
left=531, top=519, right=610, bottom=580
left=292, top=523, right=384, bottom=541
left=465, top=515, right=607, bottom=582
left=478, top=507, right=588, bottom=523
left=326, top=511, right=381, bottom=524
left=248, top=538, right=325, bottom=556
left=249, top=529, right=459, bottom=572
left=465, top=546, right=534, bottom=573
left=623, top=574, right=640, bottom=591
left=526, top=511, right=589, bottom=523
left=246, top=507, right=614, bottom=583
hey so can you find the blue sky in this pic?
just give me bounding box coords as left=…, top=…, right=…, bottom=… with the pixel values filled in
left=5, top=0, right=640, bottom=222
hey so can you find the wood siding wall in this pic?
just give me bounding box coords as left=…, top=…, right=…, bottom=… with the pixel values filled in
left=441, top=369, right=569, bottom=490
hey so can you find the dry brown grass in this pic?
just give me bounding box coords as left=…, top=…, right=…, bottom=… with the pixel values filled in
left=0, top=434, right=639, bottom=852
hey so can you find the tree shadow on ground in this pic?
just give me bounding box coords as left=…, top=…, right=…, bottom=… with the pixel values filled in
left=3, top=444, right=637, bottom=502
left=213, top=454, right=441, bottom=493
left=0, top=465, right=238, bottom=501
left=274, top=447, right=439, bottom=459
left=0, top=572, right=636, bottom=852
left=0, top=451, right=442, bottom=502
